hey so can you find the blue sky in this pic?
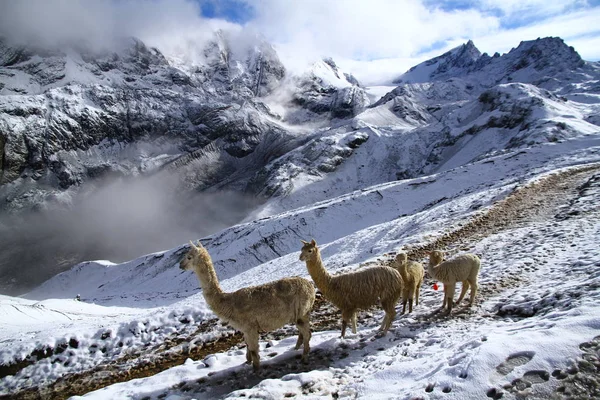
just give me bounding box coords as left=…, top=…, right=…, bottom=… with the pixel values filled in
left=199, top=0, right=600, bottom=31
left=198, top=0, right=254, bottom=23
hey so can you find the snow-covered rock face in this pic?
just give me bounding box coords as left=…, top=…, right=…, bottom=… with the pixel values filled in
left=0, top=33, right=292, bottom=211
left=393, top=37, right=594, bottom=91
left=289, top=58, right=370, bottom=121
left=253, top=37, right=600, bottom=215
left=393, top=40, right=482, bottom=84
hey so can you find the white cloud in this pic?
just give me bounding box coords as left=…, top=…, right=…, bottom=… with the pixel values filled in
left=479, top=0, right=587, bottom=18
left=471, top=7, right=600, bottom=57
left=243, top=0, right=599, bottom=84
left=0, top=0, right=236, bottom=56
left=246, top=0, right=498, bottom=67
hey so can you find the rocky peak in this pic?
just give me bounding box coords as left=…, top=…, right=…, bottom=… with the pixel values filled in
left=0, top=37, right=32, bottom=67
left=392, top=36, right=593, bottom=92
left=506, top=37, right=584, bottom=72
left=393, top=40, right=483, bottom=84
left=288, top=57, right=368, bottom=120
left=197, top=30, right=285, bottom=97
left=321, top=57, right=360, bottom=85
left=80, top=37, right=169, bottom=77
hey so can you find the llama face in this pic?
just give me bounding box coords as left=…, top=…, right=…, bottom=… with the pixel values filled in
left=179, top=247, right=196, bottom=271
left=299, top=239, right=318, bottom=262
left=396, top=252, right=408, bottom=264
left=179, top=241, right=206, bottom=271
left=429, top=250, right=444, bottom=265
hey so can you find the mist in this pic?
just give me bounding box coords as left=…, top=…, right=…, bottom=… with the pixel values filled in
left=0, top=172, right=261, bottom=296
left=0, top=0, right=238, bottom=57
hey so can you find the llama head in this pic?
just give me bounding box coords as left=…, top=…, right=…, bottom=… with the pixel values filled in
left=180, top=240, right=211, bottom=272
left=429, top=250, right=444, bottom=265
left=299, top=239, right=319, bottom=262
left=395, top=252, right=408, bottom=265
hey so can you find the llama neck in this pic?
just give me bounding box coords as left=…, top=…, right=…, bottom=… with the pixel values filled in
left=305, top=253, right=332, bottom=290
left=193, top=257, right=224, bottom=301
left=427, top=261, right=438, bottom=279
left=397, top=264, right=409, bottom=282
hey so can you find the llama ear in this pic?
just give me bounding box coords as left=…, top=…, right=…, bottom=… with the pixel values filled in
left=196, top=240, right=203, bottom=248
left=189, top=240, right=198, bottom=249
left=301, top=240, right=308, bottom=245
left=310, top=238, right=317, bottom=246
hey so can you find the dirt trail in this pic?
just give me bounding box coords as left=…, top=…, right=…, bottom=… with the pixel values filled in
left=404, top=164, right=600, bottom=260
left=4, top=163, right=600, bottom=400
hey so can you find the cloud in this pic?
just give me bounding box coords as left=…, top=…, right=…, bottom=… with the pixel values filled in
left=246, top=0, right=498, bottom=67
left=263, top=0, right=596, bottom=89
left=0, top=171, right=260, bottom=295
left=471, top=7, right=600, bottom=57
left=243, top=0, right=599, bottom=84
left=0, top=0, right=236, bottom=55
left=478, top=0, right=587, bottom=20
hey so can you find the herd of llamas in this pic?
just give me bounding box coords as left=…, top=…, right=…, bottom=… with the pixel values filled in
left=180, top=239, right=481, bottom=370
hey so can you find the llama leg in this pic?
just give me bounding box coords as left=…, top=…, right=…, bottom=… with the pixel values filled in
left=416, top=280, right=422, bottom=306
left=341, top=309, right=353, bottom=338
left=401, top=287, right=409, bottom=315
left=456, top=281, right=470, bottom=305
left=468, top=278, right=478, bottom=306
left=380, top=300, right=397, bottom=333
left=295, top=333, right=304, bottom=350
left=294, top=313, right=304, bottom=349
left=245, top=342, right=252, bottom=364
left=408, top=297, right=413, bottom=314
left=296, top=314, right=312, bottom=362
left=440, top=284, right=447, bottom=310
left=445, top=284, right=456, bottom=314
left=244, top=331, right=260, bottom=371
left=351, top=311, right=358, bottom=334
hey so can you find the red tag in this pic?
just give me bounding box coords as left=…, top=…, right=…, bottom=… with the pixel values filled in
left=433, top=283, right=439, bottom=291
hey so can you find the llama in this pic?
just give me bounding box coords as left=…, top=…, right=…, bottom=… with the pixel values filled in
left=299, top=239, right=403, bottom=337
left=392, top=252, right=424, bottom=314
left=427, top=250, right=481, bottom=314
left=180, top=241, right=315, bottom=370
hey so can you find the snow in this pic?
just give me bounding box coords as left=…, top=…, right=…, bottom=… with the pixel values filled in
left=309, top=60, right=353, bottom=89
left=364, top=85, right=397, bottom=103
left=2, top=35, right=600, bottom=399
left=2, top=129, right=600, bottom=398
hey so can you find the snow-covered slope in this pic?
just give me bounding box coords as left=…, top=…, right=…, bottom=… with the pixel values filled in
left=253, top=83, right=599, bottom=215
left=1, top=135, right=599, bottom=398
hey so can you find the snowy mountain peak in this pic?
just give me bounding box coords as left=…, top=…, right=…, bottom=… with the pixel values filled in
left=393, top=39, right=482, bottom=84
left=391, top=36, right=595, bottom=92
left=308, top=57, right=361, bottom=89
left=194, top=30, right=286, bottom=97
left=508, top=36, right=584, bottom=72
left=284, top=57, right=369, bottom=121
left=460, top=39, right=482, bottom=61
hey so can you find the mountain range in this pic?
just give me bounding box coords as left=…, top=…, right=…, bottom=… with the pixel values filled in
left=0, top=33, right=599, bottom=293
left=1, top=32, right=600, bottom=399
